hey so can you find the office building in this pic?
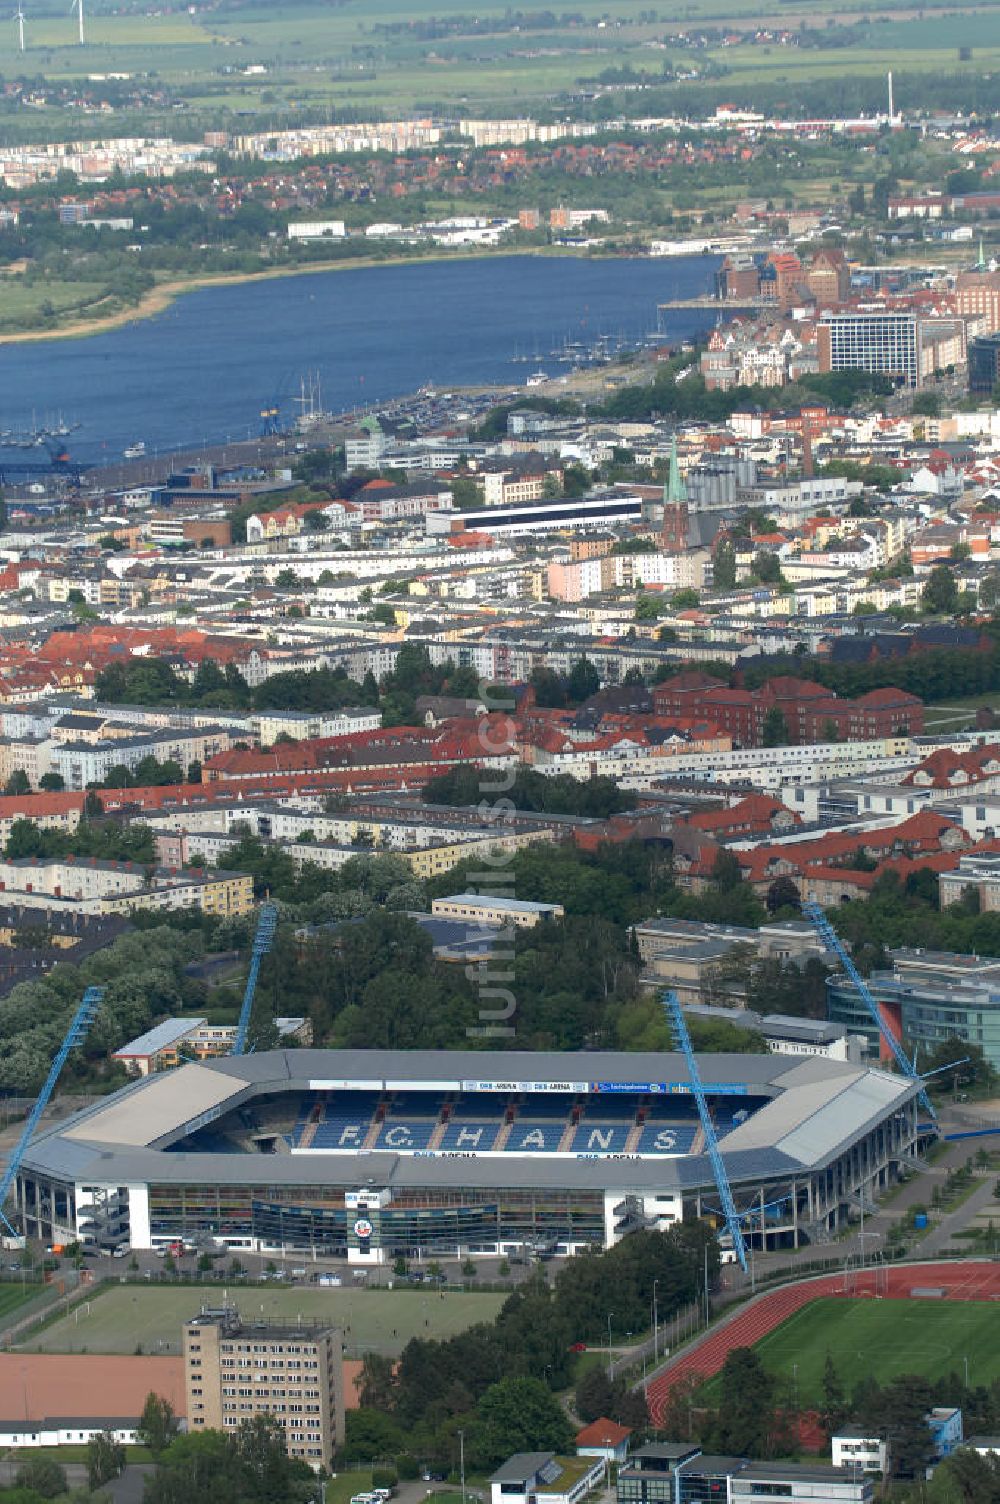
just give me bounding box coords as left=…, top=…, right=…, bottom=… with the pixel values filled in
left=969, top=333, right=1000, bottom=393
left=182, top=1309, right=344, bottom=1469
left=818, top=313, right=922, bottom=388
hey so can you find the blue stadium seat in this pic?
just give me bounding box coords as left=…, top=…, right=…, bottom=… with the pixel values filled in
left=582, top=1096, right=640, bottom=1120
left=439, top=1120, right=500, bottom=1151
left=370, top=1119, right=437, bottom=1151
left=506, top=1122, right=564, bottom=1152
left=645, top=1096, right=699, bottom=1121
left=572, top=1124, right=631, bottom=1153
left=311, top=1115, right=371, bottom=1149
left=388, top=1093, right=443, bottom=1118
left=518, top=1096, right=574, bottom=1119
left=449, top=1094, right=507, bottom=1120
left=634, top=1123, right=698, bottom=1155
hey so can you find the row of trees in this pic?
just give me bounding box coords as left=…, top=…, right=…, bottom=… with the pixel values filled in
left=347, top=1227, right=717, bottom=1471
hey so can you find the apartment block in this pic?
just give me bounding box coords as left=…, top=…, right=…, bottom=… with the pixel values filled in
left=183, top=1310, right=344, bottom=1470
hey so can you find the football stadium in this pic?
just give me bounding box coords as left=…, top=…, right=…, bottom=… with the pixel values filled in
left=15, top=1049, right=921, bottom=1262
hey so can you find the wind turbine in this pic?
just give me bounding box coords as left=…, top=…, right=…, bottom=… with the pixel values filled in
left=70, top=0, right=83, bottom=44
left=13, top=0, right=24, bottom=50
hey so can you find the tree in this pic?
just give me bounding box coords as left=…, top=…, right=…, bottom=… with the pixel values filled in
left=530, top=666, right=566, bottom=709
left=753, top=551, right=783, bottom=584
left=84, top=791, right=104, bottom=818
left=475, top=1376, right=574, bottom=1468
left=876, top=1375, right=935, bottom=1478
left=566, top=656, right=600, bottom=705
left=705, top=1347, right=775, bottom=1456
left=15, top=1455, right=67, bottom=1498
left=820, top=1352, right=847, bottom=1437
left=766, top=876, right=800, bottom=914
left=39, top=772, right=65, bottom=791
left=232, top=1413, right=303, bottom=1503
left=711, top=848, right=743, bottom=892
left=923, top=564, right=959, bottom=615
left=928, top=1448, right=1000, bottom=1504
left=4, top=770, right=30, bottom=796
left=575, top=1366, right=615, bottom=1423
left=713, top=540, right=737, bottom=590
left=671, top=588, right=700, bottom=610
left=137, top=1391, right=179, bottom=1456
left=761, top=707, right=789, bottom=747
left=87, top=1429, right=126, bottom=1488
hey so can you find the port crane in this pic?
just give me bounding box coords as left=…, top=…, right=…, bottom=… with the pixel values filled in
left=662, top=987, right=749, bottom=1272
left=802, top=900, right=936, bottom=1121
left=231, top=902, right=279, bottom=1057
left=0, top=985, right=104, bottom=1235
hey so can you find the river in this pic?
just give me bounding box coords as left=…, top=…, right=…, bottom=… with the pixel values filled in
left=0, top=252, right=718, bottom=464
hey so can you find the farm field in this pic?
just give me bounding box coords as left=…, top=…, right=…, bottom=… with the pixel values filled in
left=13, top=0, right=1000, bottom=121
left=23, top=1283, right=505, bottom=1358
left=700, top=1297, right=1000, bottom=1405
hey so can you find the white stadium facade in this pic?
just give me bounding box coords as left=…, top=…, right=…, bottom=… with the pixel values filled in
left=15, top=1049, right=922, bottom=1263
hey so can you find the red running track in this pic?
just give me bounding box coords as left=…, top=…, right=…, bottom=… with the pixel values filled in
left=646, top=1262, right=1000, bottom=1426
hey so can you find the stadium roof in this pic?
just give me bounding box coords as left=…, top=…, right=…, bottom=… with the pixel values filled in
left=22, top=1049, right=920, bottom=1198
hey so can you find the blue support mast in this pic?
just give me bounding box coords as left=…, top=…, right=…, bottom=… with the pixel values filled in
left=232, top=901, right=279, bottom=1057
left=662, top=988, right=749, bottom=1272
left=802, top=900, right=935, bottom=1120
left=0, top=984, right=104, bottom=1235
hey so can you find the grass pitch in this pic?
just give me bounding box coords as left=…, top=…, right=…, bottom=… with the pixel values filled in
left=701, top=1298, right=1000, bottom=1405
left=24, top=1284, right=504, bottom=1358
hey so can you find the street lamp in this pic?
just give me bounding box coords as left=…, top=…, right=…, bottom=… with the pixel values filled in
left=607, top=1313, right=614, bottom=1378
left=652, top=1279, right=659, bottom=1365
left=459, top=1427, right=466, bottom=1504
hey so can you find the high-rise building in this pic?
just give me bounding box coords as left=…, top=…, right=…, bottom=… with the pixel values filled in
left=969, top=332, right=1000, bottom=393
left=956, top=268, right=1000, bottom=333
left=183, top=1309, right=344, bottom=1470
left=818, top=312, right=922, bottom=387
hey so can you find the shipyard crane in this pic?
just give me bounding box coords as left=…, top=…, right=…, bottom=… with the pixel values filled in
left=0, top=985, right=104, bottom=1235
left=231, top=901, right=278, bottom=1057
left=662, top=987, right=749, bottom=1272
left=802, top=900, right=936, bottom=1121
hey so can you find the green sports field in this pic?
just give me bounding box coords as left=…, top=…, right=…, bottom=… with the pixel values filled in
left=702, top=1298, right=1000, bottom=1404
left=0, top=1282, right=43, bottom=1321
left=24, top=1285, right=504, bottom=1358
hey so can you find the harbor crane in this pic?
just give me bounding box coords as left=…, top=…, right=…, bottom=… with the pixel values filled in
left=0, top=985, right=104, bottom=1235
left=802, top=900, right=936, bottom=1121
left=662, top=987, right=749, bottom=1272
left=231, top=901, right=278, bottom=1057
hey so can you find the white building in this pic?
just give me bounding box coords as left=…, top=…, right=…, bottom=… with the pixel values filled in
left=832, top=1435, right=888, bottom=1474
left=287, top=220, right=346, bottom=240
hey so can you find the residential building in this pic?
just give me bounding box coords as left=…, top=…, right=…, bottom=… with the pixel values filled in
left=730, top=1463, right=872, bottom=1504
left=430, top=894, right=565, bottom=928
left=575, top=1419, right=632, bottom=1464
left=940, top=851, right=1000, bottom=910
left=831, top=1435, right=888, bottom=1474
left=113, top=1015, right=310, bottom=1076
left=0, top=856, right=254, bottom=919
left=182, top=1309, right=344, bottom=1469
left=490, top=1453, right=606, bottom=1504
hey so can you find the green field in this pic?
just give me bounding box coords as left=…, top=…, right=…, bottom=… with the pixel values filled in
left=922, top=695, right=997, bottom=732
left=0, top=1282, right=44, bottom=1321
left=702, top=1298, right=1000, bottom=1405
left=11, top=0, right=1000, bottom=125
left=24, top=1284, right=505, bottom=1358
